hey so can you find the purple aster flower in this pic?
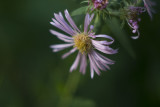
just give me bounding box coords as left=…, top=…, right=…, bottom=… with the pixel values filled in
left=126, top=6, right=146, bottom=39
left=143, top=0, right=155, bottom=19
left=91, top=0, right=109, bottom=10
left=50, top=10, right=118, bottom=78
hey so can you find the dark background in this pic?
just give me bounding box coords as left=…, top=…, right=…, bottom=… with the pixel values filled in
left=0, top=0, right=160, bottom=107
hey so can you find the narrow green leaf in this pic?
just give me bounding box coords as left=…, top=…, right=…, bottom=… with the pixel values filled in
left=71, top=6, right=88, bottom=16
left=81, top=0, right=89, bottom=4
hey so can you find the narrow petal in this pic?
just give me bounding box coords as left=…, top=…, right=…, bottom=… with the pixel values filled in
left=50, top=44, right=73, bottom=52
left=127, top=21, right=134, bottom=29
left=91, top=51, right=111, bottom=70
left=70, top=52, right=81, bottom=72
left=62, top=48, right=77, bottom=59
left=58, top=12, right=65, bottom=20
left=92, top=40, right=118, bottom=54
left=90, top=53, right=106, bottom=71
left=127, top=21, right=140, bottom=39
left=50, top=29, right=73, bottom=43
left=84, top=14, right=94, bottom=33
left=54, top=13, right=75, bottom=35
left=95, top=40, right=113, bottom=46
left=80, top=54, right=87, bottom=74
left=88, top=53, right=101, bottom=75
left=92, top=50, right=115, bottom=65
left=90, top=62, right=94, bottom=79
left=143, top=0, right=155, bottom=19
left=84, top=13, right=90, bottom=33
left=131, top=30, right=140, bottom=39
left=94, top=34, right=114, bottom=45
left=64, top=9, right=81, bottom=33
left=50, top=20, right=73, bottom=36
left=88, top=49, right=116, bottom=78
left=84, top=13, right=94, bottom=35
left=89, top=14, right=94, bottom=22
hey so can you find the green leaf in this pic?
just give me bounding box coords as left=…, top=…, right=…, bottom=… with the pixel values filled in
left=71, top=6, right=88, bottom=16
left=81, top=0, right=89, bottom=4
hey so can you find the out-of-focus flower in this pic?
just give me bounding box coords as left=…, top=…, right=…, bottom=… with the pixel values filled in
left=126, top=6, right=146, bottom=39
left=50, top=10, right=118, bottom=78
left=143, top=0, right=155, bottom=19
left=90, top=0, right=109, bottom=10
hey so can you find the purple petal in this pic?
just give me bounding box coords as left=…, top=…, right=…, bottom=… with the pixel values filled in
left=50, top=44, right=73, bottom=52
left=49, top=29, right=73, bottom=43
left=64, top=9, right=81, bottom=33
left=92, top=50, right=115, bottom=65
left=90, top=61, right=94, bottom=79
left=143, top=0, right=155, bottom=19
left=88, top=53, right=101, bottom=76
left=58, top=12, right=65, bottom=20
left=92, top=40, right=118, bottom=54
left=131, top=30, right=140, bottom=39
left=54, top=13, right=76, bottom=35
left=94, top=35, right=114, bottom=45
left=93, top=34, right=114, bottom=45
left=90, top=14, right=94, bottom=22
left=84, top=13, right=90, bottom=33
left=127, top=22, right=134, bottom=29
left=50, top=20, right=73, bottom=36
left=80, top=54, right=87, bottom=74
left=95, top=34, right=114, bottom=40
left=62, top=48, right=77, bottom=59
left=70, top=52, right=81, bottom=72
left=84, top=13, right=94, bottom=33
left=90, top=53, right=106, bottom=71
left=92, top=51, right=112, bottom=70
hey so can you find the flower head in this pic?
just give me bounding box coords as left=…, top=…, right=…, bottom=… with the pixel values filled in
left=126, top=6, right=145, bottom=39
left=91, top=0, right=109, bottom=10
left=50, top=10, right=118, bottom=78
left=73, top=33, right=92, bottom=54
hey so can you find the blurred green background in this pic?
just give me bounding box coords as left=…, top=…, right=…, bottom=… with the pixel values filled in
left=0, top=0, right=160, bottom=107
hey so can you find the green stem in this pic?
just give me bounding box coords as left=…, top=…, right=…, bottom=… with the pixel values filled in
left=57, top=71, right=81, bottom=107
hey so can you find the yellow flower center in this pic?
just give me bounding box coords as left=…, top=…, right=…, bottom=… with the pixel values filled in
left=73, top=33, right=92, bottom=54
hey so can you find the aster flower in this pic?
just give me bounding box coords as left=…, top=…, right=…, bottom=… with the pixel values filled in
left=143, top=0, right=155, bottom=19
left=50, top=10, right=118, bottom=78
left=126, top=6, right=146, bottom=39
left=90, top=0, right=109, bottom=10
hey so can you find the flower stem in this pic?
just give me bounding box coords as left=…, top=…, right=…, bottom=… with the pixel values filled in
left=57, top=71, right=81, bottom=107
